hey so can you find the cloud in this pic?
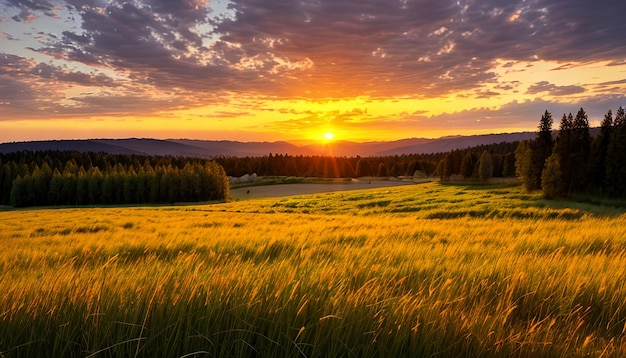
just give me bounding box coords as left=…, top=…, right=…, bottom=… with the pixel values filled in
left=0, top=53, right=195, bottom=119
left=0, top=31, right=19, bottom=40
left=5, top=0, right=59, bottom=21
left=2, top=0, right=626, bottom=137
left=12, top=0, right=626, bottom=100
left=526, top=81, right=585, bottom=96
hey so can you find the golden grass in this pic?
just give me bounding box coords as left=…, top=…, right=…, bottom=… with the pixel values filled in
left=1, top=182, right=626, bottom=357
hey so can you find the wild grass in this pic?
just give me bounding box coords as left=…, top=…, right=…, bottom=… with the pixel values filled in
left=1, top=182, right=626, bottom=357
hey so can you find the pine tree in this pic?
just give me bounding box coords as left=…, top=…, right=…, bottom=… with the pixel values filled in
left=376, top=162, right=389, bottom=177
left=48, top=169, right=63, bottom=205
left=87, top=167, right=103, bottom=204
left=441, top=150, right=463, bottom=181
left=515, top=140, right=534, bottom=190
left=460, top=151, right=477, bottom=180
left=541, top=152, right=563, bottom=199
left=588, top=110, right=613, bottom=192
left=571, top=107, right=591, bottom=192
left=355, top=158, right=372, bottom=177
left=531, top=110, right=554, bottom=190
left=478, top=150, right=494, bottom=182
left=9, top=175, right=25, bottom=207
left=606, top=106, right=626, bottom=196
left=554, top=113, right=574, bottom=195
left=75, top=167, right=88, bottom=206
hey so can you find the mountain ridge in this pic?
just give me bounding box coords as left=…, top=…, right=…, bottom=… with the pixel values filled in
left=0, top=132, right=537, bottom=157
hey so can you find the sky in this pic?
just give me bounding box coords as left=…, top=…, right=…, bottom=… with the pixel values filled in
left=1, top=0, right=626, bottom=143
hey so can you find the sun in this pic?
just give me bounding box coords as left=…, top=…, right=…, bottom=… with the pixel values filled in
left=323, top=132, right=335, bottom=141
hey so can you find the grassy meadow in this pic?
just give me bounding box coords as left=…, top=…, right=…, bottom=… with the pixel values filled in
left=1, top=182, right=626, bottom=357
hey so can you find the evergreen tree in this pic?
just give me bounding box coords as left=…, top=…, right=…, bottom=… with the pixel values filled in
left=441, top=150, right=463, bottom=181
left=553, top=113, right=574, bottom=195
left=32, top=163, right=52, bottom=206
left=75, top=167, right=88, bottom=206
left=460, top=151, right=477, bottom=180
left=48, top=169, right=63, bottom=205
left=478, top=150, right=494, bottom=182
left=515, top=141, right=534, bottom=190
left=355, top=158, right=372, bottom=177
left=1, top=162, right=15, bottom=204
left=87, top=167, right=103, bottom=204
left=9, top=175, right=24, bottom=207
left=588, top=110, right=613, bottom=192
left=502, top=152, right=516, bottom=177
left=541, top=152, right=563, bottom=199
left=571, top=107, right=591, bottom=192
left=530, top=110, right=554, bottom=190
left=606, top=106, right=626, bottom=196
left=376, top=162, right=389, bottom=177
left=101, top=174, right=115, bottom=204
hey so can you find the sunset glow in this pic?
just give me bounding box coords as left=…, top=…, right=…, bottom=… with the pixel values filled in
left=1, top=1, right=626, bottom=143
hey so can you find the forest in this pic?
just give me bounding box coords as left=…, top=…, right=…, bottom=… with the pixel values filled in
left=215, top=141, right=518, bottom=180
left=516, top=107, right=626, bottom=198
left=0, top=152, right=229, bottom=207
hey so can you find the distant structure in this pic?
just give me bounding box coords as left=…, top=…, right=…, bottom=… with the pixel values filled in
left=228, top=173, right=258, bottom=184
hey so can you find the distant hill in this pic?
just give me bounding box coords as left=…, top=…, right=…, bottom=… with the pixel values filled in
left=0, top=132, right=538, bottom=157
left=302, top=138, right=438, bottom=157
left=0, top=138, right=313, bottom=158
left=377, top=132, right=537, bottom=156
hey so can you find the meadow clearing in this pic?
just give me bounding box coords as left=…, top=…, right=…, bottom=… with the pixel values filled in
left=1, top=182, right=626, bottom=357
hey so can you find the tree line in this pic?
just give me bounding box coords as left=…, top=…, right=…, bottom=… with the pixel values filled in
left=216, top=153, right=439, bottom=179
left=435, top=142, right=518, bottom=181
left=3, top=130, right=573, bottom=208
left=215, top=140, right=519, bottom=181
left=516, top=107, right=626, bottom=198
left=0, top=151, right=229, bottom=207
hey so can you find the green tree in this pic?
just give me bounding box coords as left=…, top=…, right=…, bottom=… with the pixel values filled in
left=501, top=152, right=516, bottom=177
left=32, top=163, right=52, bottom=206
left=441, top=150, right=463, bottom=181
left=101, top=174, right=115, bottom=204
left=606, top=106, right=626, bottom=196
left=87, top=167, right=103, bottom=204
left=123, top=166, right=138, bottom=204
left=478, top=150, right=494, bottom=182
left=376, top=162, right=389, bottom=177
left=9, top=175, right=25, bottom=207
left=571, top=107, right=591, bottom=192
left=355, top=158, right=372, bottom=177
left=515, top=140, right=534, bottom=190
left=553, top=113, right=574, bottom=195
left=1, top=162, right=16, bottom=204
left=48, top=169, right=63, bottom=205
left=530, top=110, right=554, bottom=190
left=75, top=167, right=88, bottom=206
left=588, top=110, right=613, bottom=192
left=460, top=151, right=478, bottom=180
left=541, top=152, right=563, bottom=199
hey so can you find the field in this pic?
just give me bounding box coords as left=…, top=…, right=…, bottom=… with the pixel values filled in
left=1, top=182, right=626, bottom=357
